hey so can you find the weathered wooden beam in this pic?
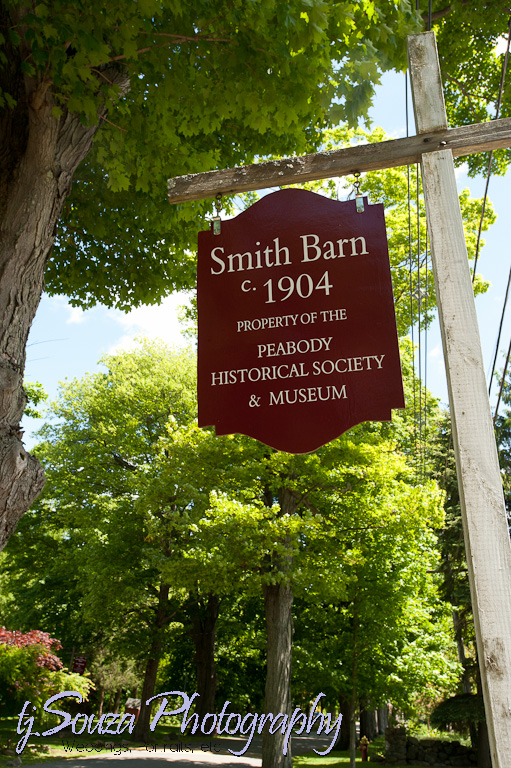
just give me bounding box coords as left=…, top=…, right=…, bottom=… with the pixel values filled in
left=167, top=116, right=511, bottom=203
left=409, top=31, right=511, bottom=768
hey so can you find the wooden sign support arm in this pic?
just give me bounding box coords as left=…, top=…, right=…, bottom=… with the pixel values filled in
left=409, top=32, right=511, bottom=766
left=167, top=117, right=511, bottom=204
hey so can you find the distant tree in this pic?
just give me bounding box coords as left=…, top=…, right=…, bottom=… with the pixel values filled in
left=89, top=648, right=139, bottom=716
left=3, top=341, right=200, bottom=738
left=23, top=381, right=48, bottom=419
left=1, top=340, right=245, bottom=738
left=163, top=402, right=454, bottom=768
left=292, top=501, right=459, bottom=752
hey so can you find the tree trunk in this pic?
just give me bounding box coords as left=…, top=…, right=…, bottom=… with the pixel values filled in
left=475, top=669, right=492, bottom=768
left=98, top=687, right=105, bottom=718
left=261, top=486, right=296, bottom=768
left=453, top=609, right=478, bottom=747
left=113, top=688, right=122, bottom=714
left=134, top=581, right=170, bottom=740
left=349, top=591, right=359, bottom=768
left=189, top=592, right=220, bottom=721
left=477, top=720, right=492, bottom=768
left=335, top=693, right=352, bottom=751
left=262, top=580, right=293, bottom=768
left=377, top=705, right=388, bottom=735
left=0, top=12, right=129, bottom=550
left=349, top=692, right=357, bottom=768
left=359, top=706, right=378, bottom=741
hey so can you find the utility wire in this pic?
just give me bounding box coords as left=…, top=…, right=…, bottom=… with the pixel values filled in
left=406, top=72, right=418, bottom=468
left=494, top=335, right=511, bottom=423
left=489, top=265, right=511, bottom=396
left=424, top=228, right=429, bottom=469
left=416, top=165, right=424, bottom=479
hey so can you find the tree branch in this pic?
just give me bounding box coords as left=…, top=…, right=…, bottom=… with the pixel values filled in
left=108, top=32, right=231, bottom=63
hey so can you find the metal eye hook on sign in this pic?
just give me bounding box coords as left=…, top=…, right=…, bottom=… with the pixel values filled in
left=213, top=193, right=222, bottom=235
left=351, top=172, right=365, bottom=213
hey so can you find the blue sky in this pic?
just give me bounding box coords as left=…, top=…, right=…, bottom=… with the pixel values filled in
left=22, top=70, right=511, bottom=448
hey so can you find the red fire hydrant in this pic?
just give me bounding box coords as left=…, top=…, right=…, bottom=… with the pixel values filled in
left=359, top=735, right=369, bottom=761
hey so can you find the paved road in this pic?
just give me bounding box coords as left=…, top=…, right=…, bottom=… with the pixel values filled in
left=27, top=732, right=334, bottom=768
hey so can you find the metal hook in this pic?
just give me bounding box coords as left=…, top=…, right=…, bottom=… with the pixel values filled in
left=213, top=193, right=222, bottom=235
left=353, top=172, right=365, bottom=213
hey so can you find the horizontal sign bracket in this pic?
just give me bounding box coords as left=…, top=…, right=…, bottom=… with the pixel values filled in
left=167, top=117, right=511, bottom=204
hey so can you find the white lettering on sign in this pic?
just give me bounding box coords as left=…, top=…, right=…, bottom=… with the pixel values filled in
left=264, top=271, right=332, bottom=304
left=257, top=337, right=333, bottom=359
left=236, top=308, right=348, bottom=332
left=237, top=314, right=300, bottom=332
left=269, top=385, right=347, bottom=406
left=320, top=308, right=347, bottom=322
left=312, top=355, right=385, bottom=374
left=210, top=355, right=385, bottom=387
left=211, top=363, right=309, bottom=386
left=209, top=233, right=369, bottom=277
left=210, top=238, right=291, bottom=275
left=300, top=234, right=369, bottom=262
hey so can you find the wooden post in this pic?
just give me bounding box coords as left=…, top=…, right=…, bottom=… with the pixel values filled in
left=409, top=32, right=511, bottom=765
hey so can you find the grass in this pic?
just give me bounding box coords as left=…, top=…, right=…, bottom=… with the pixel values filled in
left=0, top=716, right=196, bottom=764
left=293, top=735, right=405, bottom=768
left=0, top=718, right=410, bottom=767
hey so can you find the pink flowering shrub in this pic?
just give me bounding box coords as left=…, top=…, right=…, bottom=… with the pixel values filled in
left=0, top=628, right=63, bottom=670
left=0, top=627, right=92, bottom=716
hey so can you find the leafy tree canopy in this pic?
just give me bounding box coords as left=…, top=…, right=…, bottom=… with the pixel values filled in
left=1, top=0, right=421, bottom=310
left=433, top=0, right=511, bottom=175
left=23, top=380, right=48, bottom=419
left=1, top=340, right=199, bottom=658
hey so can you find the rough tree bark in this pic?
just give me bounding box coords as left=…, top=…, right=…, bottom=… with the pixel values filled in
left=377, top=705, right=388, bottom=735
left=113, top=688, right=122, bottom=714
left=349, top=592, right=359, bottom=768
left=359, top=705, right=378, bottom=741
left=189, top=592, right=220, bottom=721
left=0, top=8, right=129, bottom=550
left=335, top=693, right=352, bottom=750
left=97, top=687, right=105, bottom=718
left=134, top=581, right=170, bottom=740
left=261, top=487, right=296, bottom=768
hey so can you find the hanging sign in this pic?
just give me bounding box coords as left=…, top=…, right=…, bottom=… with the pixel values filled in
left=71, top=654, right=87, bottom=674
left=197, top=188, right=405, bottom=453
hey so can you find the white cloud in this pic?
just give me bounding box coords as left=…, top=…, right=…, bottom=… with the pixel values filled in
left=455, top=162, right=469, bottom=181
left=66, top=306, right=85, bottom=324
left=106, top=334, right=141, bottom=356
left=107, top=291, right=193, bottom=353
left=44, top=294, right=86, bottom=324
left=495, top=36, right=510, bottom=56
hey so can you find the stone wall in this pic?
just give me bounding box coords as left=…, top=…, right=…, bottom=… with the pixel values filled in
left=384, top=726, right=477, bottom=766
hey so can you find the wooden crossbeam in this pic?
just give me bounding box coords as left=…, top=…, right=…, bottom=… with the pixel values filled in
left=167, top=116, right=511, bottom=203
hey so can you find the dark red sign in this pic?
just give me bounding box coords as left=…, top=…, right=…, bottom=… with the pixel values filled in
left=72, top=654, right=87, bottom=674
left=197, top=188, right=405, bottom=453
